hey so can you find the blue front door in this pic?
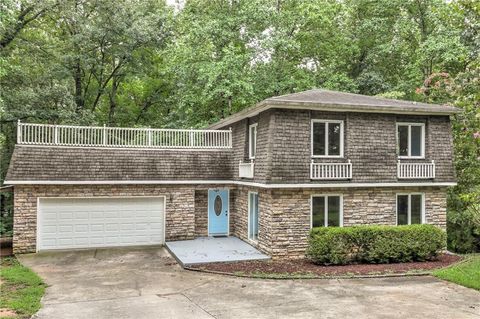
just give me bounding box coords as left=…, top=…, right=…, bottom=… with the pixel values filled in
left=208, top=189, right=229, bottom=236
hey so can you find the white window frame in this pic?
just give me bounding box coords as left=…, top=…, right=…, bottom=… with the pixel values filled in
left=396, top=122, right=425, bottom=159
left=311, top=119, right=344, bottom=158
left=247, top=191, right=259, bottom=242
left=248, top=123, right=258, bottom=160
left=395, top=193, right=425, bottom=225
left=310, top=194, right=344, bottom=228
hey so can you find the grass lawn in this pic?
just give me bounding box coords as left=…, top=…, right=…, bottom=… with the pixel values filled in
left=433, top=254, right=480, bottom=291
left=0, top=257, right=46, bottom=319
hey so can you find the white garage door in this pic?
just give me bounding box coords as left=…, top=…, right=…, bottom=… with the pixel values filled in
left=38, top=197, right=165, bottom=251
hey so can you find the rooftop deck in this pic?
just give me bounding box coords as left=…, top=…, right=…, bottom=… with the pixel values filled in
left=17, top=121, right=232, bottom=149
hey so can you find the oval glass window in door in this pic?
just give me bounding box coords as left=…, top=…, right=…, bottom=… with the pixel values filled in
left=214, top=195, right=222, bottom=216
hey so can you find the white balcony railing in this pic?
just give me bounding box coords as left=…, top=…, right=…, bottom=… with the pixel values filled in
left=397, top=160, right=435, bottom=179
left=311, top=160, right=352, bottom=180
left=239, top=161, right=254, bottom=178
left=16, top=121, right=232, bottom=149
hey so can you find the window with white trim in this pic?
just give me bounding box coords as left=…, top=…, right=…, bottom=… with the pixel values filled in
left=397, top=123, right=425, bottom=158
left=248, top=192, right=259, bottom=241
left=249, top=123, right=257, bottom=159
left=396, top=193, right=424, bottom=225
left=311, top=195, right=343, bottom=227
left=311, top=120, right=344, bottom=157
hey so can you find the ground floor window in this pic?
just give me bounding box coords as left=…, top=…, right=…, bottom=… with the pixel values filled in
left=248, top=192, right=259, bottom=241
left=396, top=193, right=424, bottom=225
left=311, top=195, right=343, bottom=227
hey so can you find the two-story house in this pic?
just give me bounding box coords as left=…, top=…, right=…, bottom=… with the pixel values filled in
left=4, top=89, right=459, bottom=258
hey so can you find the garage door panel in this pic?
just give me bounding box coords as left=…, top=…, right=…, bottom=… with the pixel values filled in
left=74, top=238, right=89, bottom=245
left=90, top=212, right=104, bottom=219
left=90, top=224, right=104, bottom=232
left=38, top=197, right=164, bottom=251
left=58, top=225, right=74, bottom=233
left=42, top=225, right=57, bottom=233
left=75, top=212, right=89, bottom=219
left=150, top=222, right=163, bottom=229
left=75, top=224, right=89, bottom=232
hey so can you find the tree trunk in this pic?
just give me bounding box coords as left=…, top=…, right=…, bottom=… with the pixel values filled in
left=74, top=60, right=84, bottom=111
left=108, top=75, right=120, bottom=125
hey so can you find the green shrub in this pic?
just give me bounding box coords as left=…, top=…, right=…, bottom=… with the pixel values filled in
left=0, top=192, right=14, bottom=237
left=306, top=225, right=446, bottom=265
left=447, top=207, right=480, bottom=253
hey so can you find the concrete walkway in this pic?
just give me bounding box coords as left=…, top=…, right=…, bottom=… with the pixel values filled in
left=165, top=236, right=270, bottom=266
left=18, top=247, right=480, bottom=319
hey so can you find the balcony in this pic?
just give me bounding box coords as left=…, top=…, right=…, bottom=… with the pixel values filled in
left=310, top=160, right=352, bottom=180
left=17, top=121, right=232, bottom=149
left=397, top=160, right=435, bottom=179
left=239, top=161, right=254, bottom=178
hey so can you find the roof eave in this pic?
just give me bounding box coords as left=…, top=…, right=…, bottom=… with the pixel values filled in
left=208, top=100, right=461, bottom=129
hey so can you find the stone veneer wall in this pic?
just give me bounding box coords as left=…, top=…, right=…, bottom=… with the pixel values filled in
left=194, top=190, right=208, bottom=237
left=13, top=184, right=447, bottom=259
left=230, top=186, right=273, bottom=255
left=13, top=184, right=201, bottom=254
left=266, top=187, right=448, bottom=259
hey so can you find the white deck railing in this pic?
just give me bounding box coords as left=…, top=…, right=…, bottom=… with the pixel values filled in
left=16, top=121, right=232, bottom=149
left=397, top=160, right=435, bottom=179
left=311, top=160, right=352, bottom=180
left=239, top=161, right=254, bottom=178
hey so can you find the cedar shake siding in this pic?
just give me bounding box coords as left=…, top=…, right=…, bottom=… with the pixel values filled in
left=6, top=146, right=233, bottom=182
left=226, top=109, right=455, bottom=184
left=7, top=111, right=455, bottom=185
left=228, top=110, right=274, bottom=183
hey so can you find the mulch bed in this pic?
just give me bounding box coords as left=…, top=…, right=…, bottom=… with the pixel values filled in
left=190, top=254, right=462, bottom=278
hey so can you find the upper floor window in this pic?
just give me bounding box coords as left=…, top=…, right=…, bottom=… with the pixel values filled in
left=397, top=123, right=425, bottom=158
left=396, top=193, right=424, bottom=225
left=311, top=195, right=343, bottom=227
left=311, top=120, right=344, bottom=158
left=249, top=123, right=257, bottom=159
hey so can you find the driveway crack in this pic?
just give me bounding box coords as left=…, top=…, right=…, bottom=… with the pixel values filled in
left=135, top=278, right=142, bottom=296
left=181, top=292, right=217, bottom=319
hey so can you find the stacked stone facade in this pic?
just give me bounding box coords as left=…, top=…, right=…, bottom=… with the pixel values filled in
left=228, top=186, right=448, bottom=259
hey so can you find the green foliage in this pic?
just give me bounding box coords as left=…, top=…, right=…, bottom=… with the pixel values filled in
left=434, top=254, right=480, bottom=291
left=306, top=225, right=446, bottom=265
left=0, top=210, right=13, bottom=237
left=0, top=257, right=46, bottom=317
left=447, top=205, right=480, bottom=253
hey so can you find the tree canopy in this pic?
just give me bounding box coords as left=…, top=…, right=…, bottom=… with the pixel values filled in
left=0, top=0, right=479, bottom=219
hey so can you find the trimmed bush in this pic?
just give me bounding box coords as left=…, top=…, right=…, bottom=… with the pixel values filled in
left=306, top=224, right=446, bottom=265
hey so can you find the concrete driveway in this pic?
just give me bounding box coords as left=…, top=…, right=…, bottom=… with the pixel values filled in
left=18, top=247, right=479, bottom=319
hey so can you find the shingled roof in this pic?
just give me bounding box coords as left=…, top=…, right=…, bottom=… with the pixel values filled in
left=5, top=146, right=233, bottom=183
left=209, top=89, right=460, bottom=129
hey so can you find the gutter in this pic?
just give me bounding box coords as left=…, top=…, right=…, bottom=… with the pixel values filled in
left=2, top=180, right=457, bottom=189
